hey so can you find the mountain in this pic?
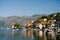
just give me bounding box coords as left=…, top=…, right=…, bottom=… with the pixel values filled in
left=2, top=13, right=60, bottom=28
left=0, top=14, right=45, bottom=27
left=48, top=12, right=60, bottom=21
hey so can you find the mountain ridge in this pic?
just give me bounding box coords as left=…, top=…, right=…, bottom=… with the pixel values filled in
left=0, top=14, right=46, bottom=27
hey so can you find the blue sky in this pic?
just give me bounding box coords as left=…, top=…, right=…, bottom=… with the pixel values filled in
left=0, top=0, right=60, bottom=17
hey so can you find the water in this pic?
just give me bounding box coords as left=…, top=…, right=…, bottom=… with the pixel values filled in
left=0, top=29, right=56, bottom=40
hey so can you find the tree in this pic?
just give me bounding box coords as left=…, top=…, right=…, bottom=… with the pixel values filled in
left=14, top=23, right=20, bottom=29
left=41, top=16, right=48, bottom=18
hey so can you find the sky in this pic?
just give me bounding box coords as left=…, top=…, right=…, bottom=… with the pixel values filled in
left=0, top=0, right=60, bottom=17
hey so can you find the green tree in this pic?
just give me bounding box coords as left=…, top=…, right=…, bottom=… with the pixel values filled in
left=41, top=16, right=48, bottom=18
left=14, top=23, right=20, bottom=29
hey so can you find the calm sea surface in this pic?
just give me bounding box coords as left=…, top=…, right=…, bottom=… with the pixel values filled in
left=0, top=29, right=56, bottom=40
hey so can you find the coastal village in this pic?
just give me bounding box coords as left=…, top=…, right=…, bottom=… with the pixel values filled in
left=11, top=13, right=60, bottom=37
left=0, top=13, right=60, bottom=40
left=12, top=13, right=60, bottom=30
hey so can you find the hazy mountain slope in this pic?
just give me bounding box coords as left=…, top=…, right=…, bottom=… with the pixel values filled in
left=0, top=14, right=47, bottom=27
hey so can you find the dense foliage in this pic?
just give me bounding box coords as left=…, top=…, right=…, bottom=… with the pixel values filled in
left=14, top=23, right=20, bottom=29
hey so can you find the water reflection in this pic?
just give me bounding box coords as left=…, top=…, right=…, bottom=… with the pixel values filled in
left=0, top=29, right=57, bottom=40
left=33, top=30, right=46, bottom=40
left=46, top=31, right=56, bottom=40
left=25, top=29, right=33, bottom=39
